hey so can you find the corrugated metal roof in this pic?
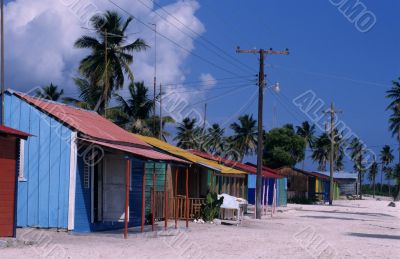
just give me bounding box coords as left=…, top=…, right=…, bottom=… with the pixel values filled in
left=81, top=139, right=189, bottom=164
left=189, top=150, right=282, bottom=178
left=133, top=134, right=247, bottom=175
left=10, top=91, right=188, bottom=163
left=246, top=162, right=288, bottom=177
left=314, top=171, right=358, bottom=180
left=0, top=125, right=31, bottom=139
left=13, top=91, right=150, bottom=148
left=278, top=167, right=333, bottom=181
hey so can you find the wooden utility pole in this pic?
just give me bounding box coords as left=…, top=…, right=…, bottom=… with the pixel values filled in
left=159, top=83, right=162, bottom=140
left=236, top=47, right=289, bottom=219
left=1, top=0, right=4, bottom=126
left=104, top=29, right=108, bottom=115
left=151, top=23, right=157, bottom=135
left=203, top=103, right=207, bottom=130
left=324, top=102, right=342, bottom=205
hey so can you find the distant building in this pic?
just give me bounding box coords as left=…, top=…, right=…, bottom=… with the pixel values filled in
left=314, top=171, right=358, bottom=196
left=278, top=167, right=340, bottom=203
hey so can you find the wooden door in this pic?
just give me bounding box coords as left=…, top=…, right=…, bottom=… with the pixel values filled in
left=103, top=155, right=126, bottom=222
left=0, top=136, right=17, bottom=237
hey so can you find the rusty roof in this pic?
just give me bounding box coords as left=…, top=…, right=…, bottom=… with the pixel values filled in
left=0, top=125, right=31, bottom=140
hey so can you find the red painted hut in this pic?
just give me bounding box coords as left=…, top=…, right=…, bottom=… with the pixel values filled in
left=0, top=125, right=31, bottom=237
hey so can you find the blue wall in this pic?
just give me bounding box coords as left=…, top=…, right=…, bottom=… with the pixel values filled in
left=248, top=177, right=287, bottom=206
left=74, top=156, right=145, bottom=232
left=3, top=93, right=72, bottom=229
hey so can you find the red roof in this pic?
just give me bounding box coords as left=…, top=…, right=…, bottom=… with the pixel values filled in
left=14, top=92, right=150, bottom=148
left=0, top=125, right=31, bottom=139
left=189, top=150, right=283, bottom=178
left=11, top=91, right=187, bottom=163
left=83, top=139, right=189, bottom=164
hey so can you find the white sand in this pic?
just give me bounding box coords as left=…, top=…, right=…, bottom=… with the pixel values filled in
left=1, top=197, right=399, bottom=259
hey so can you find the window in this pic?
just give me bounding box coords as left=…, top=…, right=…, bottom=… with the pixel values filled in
left=84, top=163, right=90, bottom=189
left=18, top=139, right=26, bottom=181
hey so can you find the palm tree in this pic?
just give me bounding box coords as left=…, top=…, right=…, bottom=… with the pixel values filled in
left=74, top=11, right=148, bottom=112
left=312, top=133, right=330, bottom=171
left=385, top=77, right=400, bottom=111
left=349, top=137, right=366, bottom=199
left=311, top=131, right=344, bottom=171
left=368, top=160, right=378, bottom=198
left=35, top=83, right=64, bottom=101
left=147, top=115, right=176, bottom=139
left=379, top=145, right=394, bottom=194
left=384, top=166, right=393, bottom=197
left=229, top=114, right=258, bottom=161
left=393, top=163, right=400, bottom=201
left=204, top=123, right=225, bottom=155
left=63, top=77, right=102, bottom=111
left=296, top=121, right=316, bottom=148
left=113, top=81, right=154, bottom=126
left=385, top=78, right=400, bottom=200
left=174, top=117, right=201, bottom=150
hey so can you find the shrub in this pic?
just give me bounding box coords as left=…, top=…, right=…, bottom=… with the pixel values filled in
left=200, top=192, right=224, bottom=222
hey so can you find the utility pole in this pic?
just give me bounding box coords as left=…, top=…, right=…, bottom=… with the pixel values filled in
left=151, top=23, right=157, bottom=136
left=104, top=29, right=108, bottom=115
left=1, top=0, right=4, bottom=126
left=324, top=102, right=342, bottom=205
left=236, top=47, right=289, bottom=219
left=159, top=83, right=162, bottom=140
left=203, top=103, right=207, bottom=130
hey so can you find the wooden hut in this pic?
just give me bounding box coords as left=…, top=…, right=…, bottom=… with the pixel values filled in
left=244, top=163, right=288, bottom=207
left=2, top=90, right=187, bottom=233
left=190, top=151, right=288, bottom=207
left=134, top=135, right=247, bottom=220
left=0, top=125, right=30, bottom=237
left=314, top=171, right=358, bottom=196
left=278, top=167, right=339, bottom=203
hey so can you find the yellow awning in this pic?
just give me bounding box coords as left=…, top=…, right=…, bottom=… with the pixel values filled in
left=133, top=134, right=247, bottom=175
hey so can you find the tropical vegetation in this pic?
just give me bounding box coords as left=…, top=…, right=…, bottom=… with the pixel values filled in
left=35, top=83, right=64, bottom=101
left=74, top=11, right=148, bottom=112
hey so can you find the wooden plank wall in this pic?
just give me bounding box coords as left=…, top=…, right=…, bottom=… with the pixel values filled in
left=4, top=93, right=72, bottom=229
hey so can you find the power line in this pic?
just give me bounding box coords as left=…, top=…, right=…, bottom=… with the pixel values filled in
left=269, top=64, right=388, bottom=89
left=107, top=0, right=246, bottom=76
left=270, top=90, right=303, bottom=124
left=160, top=82, right=255, bottom=94
left=184, top=84, right=254, bottom=108
left=161, top=75, right=255, bottom=88
left=147, top=0, right=257, bottom=74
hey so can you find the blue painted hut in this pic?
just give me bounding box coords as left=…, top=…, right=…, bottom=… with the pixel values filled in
left=245, top=164, right=287, bottom=207
left=0, top=90, right=186, bottom=232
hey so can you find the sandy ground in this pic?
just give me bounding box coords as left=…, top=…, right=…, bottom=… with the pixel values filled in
left=1, top=196, right=399, bottom=259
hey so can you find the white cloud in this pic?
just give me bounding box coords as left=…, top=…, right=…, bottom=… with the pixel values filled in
left=199, top=73, right=217, bottom=90
left=3, top=0, right=204, bottom=98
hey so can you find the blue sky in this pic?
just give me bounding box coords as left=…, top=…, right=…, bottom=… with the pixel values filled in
left=4, top=1, right=400, bottom=181
left=160, top=1, right=400, bottom=174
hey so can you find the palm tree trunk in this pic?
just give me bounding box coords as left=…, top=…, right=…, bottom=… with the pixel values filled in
left=359, top=172, right=362, bottom=200
left=388, top=178, right=391, bottom=197
left=395, top=184, right=400, bottom=201
left=380, top=165, right=383, bottom=194
left=373, top=178, right=375, bottom=198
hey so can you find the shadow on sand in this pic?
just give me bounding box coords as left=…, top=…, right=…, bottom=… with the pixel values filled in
left=296, top=209, right=395, bottom=218
left=347, top=232, right=400, bottom=240
left=299, top=215, right=372, bottom=221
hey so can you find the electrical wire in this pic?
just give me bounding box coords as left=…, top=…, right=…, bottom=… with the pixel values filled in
left=146, top=0, right=257, bottom=74
left=107, top=0, right=248, bottom=77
